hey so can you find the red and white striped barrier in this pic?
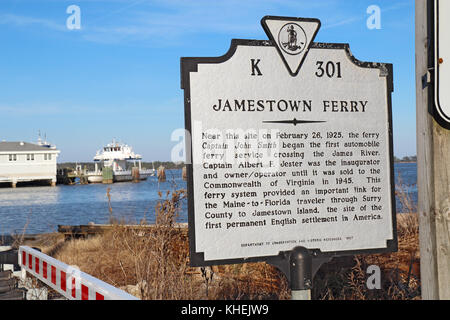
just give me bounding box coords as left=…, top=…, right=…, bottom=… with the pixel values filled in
left=19, top=246, right=139, bottom=300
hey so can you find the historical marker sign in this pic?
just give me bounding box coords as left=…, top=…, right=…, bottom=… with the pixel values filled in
left=181, top=16, right=397, bottom=266
left=435, top=0, right=450, bottom=124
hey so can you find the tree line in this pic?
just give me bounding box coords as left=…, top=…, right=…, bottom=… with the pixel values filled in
left=394, top=155, right=417, bottom=163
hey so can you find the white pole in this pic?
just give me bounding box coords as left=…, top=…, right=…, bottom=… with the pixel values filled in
left=291, top=289, right=311, bottom=300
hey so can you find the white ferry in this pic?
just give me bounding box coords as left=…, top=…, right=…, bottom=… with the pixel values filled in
left=87, top=140, right=155, bottom=183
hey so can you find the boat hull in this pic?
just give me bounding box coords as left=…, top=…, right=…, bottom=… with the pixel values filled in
left=113, top=172, right=133, bottom=182
left=113, top=170, right=155, bottom=182
left=87, top=169, right=155, bottom=183
left=87, top=173, right=103, bottom=184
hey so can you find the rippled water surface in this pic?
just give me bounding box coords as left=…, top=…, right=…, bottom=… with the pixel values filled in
left=0, top=169, right=187, bottom=235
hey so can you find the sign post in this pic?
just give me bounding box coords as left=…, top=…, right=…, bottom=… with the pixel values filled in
left=181, top=16, right=397, bottom=298
left=416, top=0, right=450, bottom=300
left=289, top=247, right=312, bottom=300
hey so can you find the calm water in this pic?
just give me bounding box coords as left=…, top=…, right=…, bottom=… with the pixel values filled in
left=0, top=169, right=187, bottom=235
left=0, top=164, right=417, bottom=235
left=394, top=162, right=418, bottom=213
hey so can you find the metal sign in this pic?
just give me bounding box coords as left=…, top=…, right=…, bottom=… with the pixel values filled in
left=181, top=16, right=397, bottom=267
left=435, top=0, right=450, bottom=123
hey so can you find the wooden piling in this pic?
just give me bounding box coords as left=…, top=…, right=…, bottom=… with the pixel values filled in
left=132, top=167, right=140, bottom=183
left=57, top=168, right=77, bottom=185
left=182, top=166, right=187, bottom=181
left=157, top=166, right=166, bottom=182
left=80, top=175, right=89, bottom=185
left=416, top=0, right=450, bottom=299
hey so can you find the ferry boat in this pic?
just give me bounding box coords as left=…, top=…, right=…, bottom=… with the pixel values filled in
left=87, top=140, right=155, bottom=183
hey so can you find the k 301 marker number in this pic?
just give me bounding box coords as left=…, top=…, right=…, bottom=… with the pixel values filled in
left=315, top=61, right=342, bottom=78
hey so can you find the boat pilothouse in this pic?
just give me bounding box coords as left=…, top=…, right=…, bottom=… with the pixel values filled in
left=87, top=139, right=155, bottom=183
left=37, top=132, right=57, bottom=150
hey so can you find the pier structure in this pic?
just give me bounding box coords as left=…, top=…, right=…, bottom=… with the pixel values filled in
left=56, top=164, right=152, bottom=185
left=56, top=164, right=92, bottom=185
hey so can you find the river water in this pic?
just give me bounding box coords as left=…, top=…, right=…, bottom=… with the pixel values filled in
left=0, top=164, right=417, bottom=236
left=0, top=170, right=187, bottom=235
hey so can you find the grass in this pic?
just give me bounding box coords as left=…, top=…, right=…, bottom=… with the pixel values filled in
left=24, top=181, right=420, bottom=300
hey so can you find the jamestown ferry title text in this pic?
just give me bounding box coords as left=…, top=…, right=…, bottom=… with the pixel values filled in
left=212, top=99, right=369, bottom=113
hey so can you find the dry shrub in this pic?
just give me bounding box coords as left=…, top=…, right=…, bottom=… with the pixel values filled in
left=51, top=188, right=290, bottom=300
left=395, top=174, right=417, bottom=214
left=207, top=263, right=290, bottom=300
left=54, top=189, right=202, bottom=299
left=395, top=174, right=419, bottom=238
left=50, top=181, right=420, bottom=300
left=397, top=212, right=419, bottom=238
left=313, top=249, right=420, bottom=300
left=312, top=181, right=420, bottom=300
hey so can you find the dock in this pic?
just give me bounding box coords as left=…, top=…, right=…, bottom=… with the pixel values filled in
left=56, top=165, right=156, bottom=185
left=56, top=167, right=87, bottom=185
left=56, top=166, right=137, bottom=185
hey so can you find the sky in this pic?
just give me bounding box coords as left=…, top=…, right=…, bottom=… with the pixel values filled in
left=0, top=0, right=415, bottom=162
